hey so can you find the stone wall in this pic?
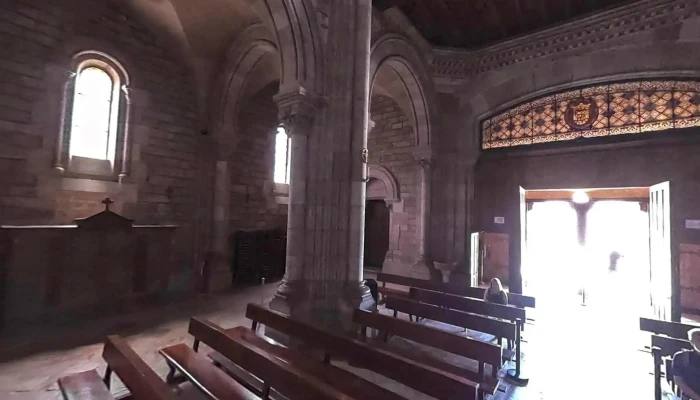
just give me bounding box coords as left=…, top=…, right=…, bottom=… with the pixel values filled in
left=229, top=83, right=287, bottom=231
left=436, top=7, right=700, bottom=314
left=368, top=94, right=418, bottom=275
left=0, top=0, right=202, bottom=272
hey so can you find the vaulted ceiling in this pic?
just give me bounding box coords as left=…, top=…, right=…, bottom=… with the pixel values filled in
left=373, top=0, right=639, bottom=49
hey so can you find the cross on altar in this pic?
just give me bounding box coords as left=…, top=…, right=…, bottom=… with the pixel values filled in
left=102, top=197, right=114, bottom=211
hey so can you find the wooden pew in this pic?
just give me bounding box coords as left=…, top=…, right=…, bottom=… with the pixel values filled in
left=58, top=335, right=176, bottom=400
left=244, top=303, right=480, bottom=400
left=216, top=325, right=407, bottom=400
left=159, top=343, right=258, bottom=400
left=409, top=287, right=526, bottom=326
left=386, top=296, right=517, bottom=344
left=640, top=317, right=698, bottom=339
left=441, top=286, right=536, bottom=309
left=353, top=309, right=504, bottom=399
left=58, top=370, right=114, bottom=400
left=375, top=272, right=443, bottom=302
left=651, top=334, right=694, bottom=400
left=376, top=272, right=536, bottom=310
left=187, top=317, right=355, bottom=400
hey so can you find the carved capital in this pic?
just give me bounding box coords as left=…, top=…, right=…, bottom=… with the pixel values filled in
left=413, top=147, right=433, bottom=169
left=274, top=86, right=323, bottom=136
left=368, top=119, right=376, bottom=132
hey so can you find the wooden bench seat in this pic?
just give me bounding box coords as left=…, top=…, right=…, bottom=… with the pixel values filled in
left=354, top=309, right=504, bottom=399
left=245, top=303, right=480, bottom=400
left=217, top=325, right=407, bottom=400
left=58, top=370, right=115, bottom=400
left=58, top=335, right=176, bottom=400
left=159, top=343, right=258, bottom=400
left=188, top=316, right=358, bottom=400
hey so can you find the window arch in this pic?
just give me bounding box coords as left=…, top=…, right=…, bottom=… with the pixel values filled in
left=481, top=79, right=700, bottom=149
left=274, top=125, right=291, bottom=184
left=57, top=51, right=131, bottom=179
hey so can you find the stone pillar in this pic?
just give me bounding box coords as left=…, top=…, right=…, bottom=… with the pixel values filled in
left=269, top=89, right=316, bottom=313
left=270, top=0, right=375, bottom=329
left=412, top=148, right=433, bottom=280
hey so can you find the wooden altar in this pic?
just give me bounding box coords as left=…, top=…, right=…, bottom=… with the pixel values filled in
left=0, top=199, right=177, bottom=330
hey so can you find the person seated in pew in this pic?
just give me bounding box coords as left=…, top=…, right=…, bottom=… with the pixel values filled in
left=483, top=278, right=509, bottom=306
left=673, top=328, right=700, bottom=400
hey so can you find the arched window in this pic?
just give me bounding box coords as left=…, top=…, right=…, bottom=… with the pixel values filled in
left=57, top=51, right=130, bottom=179
left=274, top=126, right=291, bottom=184
left=69, top=66, right=118, bottom=160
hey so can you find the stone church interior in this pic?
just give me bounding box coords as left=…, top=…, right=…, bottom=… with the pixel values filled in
left=1, top=0, right=700, bottom=399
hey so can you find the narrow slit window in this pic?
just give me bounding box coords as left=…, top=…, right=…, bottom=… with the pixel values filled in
left=274, top=126, right=291, bottom=184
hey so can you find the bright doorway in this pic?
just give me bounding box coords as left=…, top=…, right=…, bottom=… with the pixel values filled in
left=521, top=185, right=672, bottom=320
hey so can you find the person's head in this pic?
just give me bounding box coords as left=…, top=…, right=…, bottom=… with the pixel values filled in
left=689, top=328, right=700, bottom=352
left=488, top=278, right=503, bottom=293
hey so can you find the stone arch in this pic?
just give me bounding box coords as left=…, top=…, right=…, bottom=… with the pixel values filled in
left=211, top=24, right=279, bottom=141
left=370, top=33, right=435, bottom=149
left=367, top=165, right=400, bottom=203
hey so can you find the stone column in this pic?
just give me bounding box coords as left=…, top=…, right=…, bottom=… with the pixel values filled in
left=269, top=89, right=316, bottom=314
left=412, top=149, right=433, bottom=280
left=270, top=0, right=375, bottom=329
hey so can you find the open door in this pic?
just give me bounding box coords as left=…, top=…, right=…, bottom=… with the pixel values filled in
left=649, top=182, right=672, bottom=320
left=519, top=187, right=528, bottom=294
left=469, top=232, right=482, bottom=287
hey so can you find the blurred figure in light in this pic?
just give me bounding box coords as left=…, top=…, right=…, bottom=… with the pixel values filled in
left=483, top=278, right=509, bottom=305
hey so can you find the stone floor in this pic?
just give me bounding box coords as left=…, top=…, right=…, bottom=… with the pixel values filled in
left=0, top=283, right=695, bottom=400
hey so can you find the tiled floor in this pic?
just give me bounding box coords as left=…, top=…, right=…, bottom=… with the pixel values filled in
left=0, top=283, right=687, bottom=400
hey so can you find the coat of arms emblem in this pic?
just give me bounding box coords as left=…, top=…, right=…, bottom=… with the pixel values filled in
left=565, top=97, right=598, bottom=130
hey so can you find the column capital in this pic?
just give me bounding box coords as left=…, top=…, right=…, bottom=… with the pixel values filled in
left=368, top=119, right=376, bottom=132
left=413, top=147, right=433, bottom=168
left=274, top=86, right=323, bottom=136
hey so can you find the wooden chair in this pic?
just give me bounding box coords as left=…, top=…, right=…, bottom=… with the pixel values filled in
left=244, top=303, right=480, bottom=400
left=58, top=335, right=176, bottom=400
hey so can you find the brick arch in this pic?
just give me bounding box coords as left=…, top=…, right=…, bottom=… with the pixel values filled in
left=370, top=34, right=435, bottom=149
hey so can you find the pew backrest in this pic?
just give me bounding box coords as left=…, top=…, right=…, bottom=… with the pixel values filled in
left=410, top=288, right=526, bottom=323
left=651, top=334, right=694, bottom=358
left=102, top=335, right=177, bottom=400
left=376, top=273, right=536, bottom=309
left=189, top=317, right=355, bottom=400
left=385, top=296, right=517, bottom=341
left=441, top=286, right=536, bottom=309
left=640, top=317, right=699, bottom=340
left=353, top=309, right=502, bottom=370
left=245, top=303, right=480, bottom=400
left=376, top=273, right=444, bottom=292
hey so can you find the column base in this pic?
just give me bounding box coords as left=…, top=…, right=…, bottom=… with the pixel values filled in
left=412, top=256, right=436, bottom=281
left=207, top=253, right=232, bottom=293
left=267, top=279, right=375, bottom=344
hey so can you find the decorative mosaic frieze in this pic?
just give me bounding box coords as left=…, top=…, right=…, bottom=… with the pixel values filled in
left=481, top=79, right=700, bottom=149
